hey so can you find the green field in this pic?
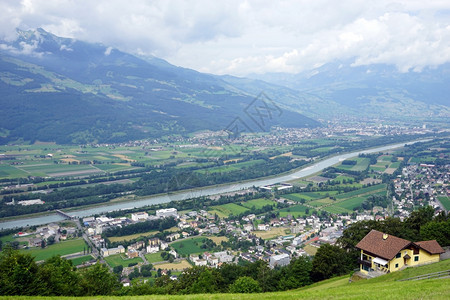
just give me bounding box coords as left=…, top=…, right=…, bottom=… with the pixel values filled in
left=241, top=198, right=275, bottom=209
left=336, top=157, right=369, bottom=171
left=308, top=198, right=335, bottom=207
left=144, top=252, right=165, bottom=264
left=21, top=239, right=87, bottom=261
left=171, top=237, right=215, bottom=255
left=209, top=203, right=249, bottom=217
left=104, top=254, right=143, bottom=268
left=335, top=184, right=386, bottom=200
left=438, top=196, right=450, bottom=210
left=69, top=255, right=94, bottom=266
left=283, top=193, right=319, bottom=202
left=278, top=204, right=310, bottom=217
left=322, top=205, right=350, bottom=214
left=335, top=196, right=366, bottom=210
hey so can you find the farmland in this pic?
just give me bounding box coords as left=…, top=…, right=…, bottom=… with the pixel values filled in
left=438, top=196, right=450, bottom=210
left=154, top=259, right=192, bottom=270
left=108, top=230, right=159, bottom=242
left=209, top=203, right=250, bottom=217
left=171, top=237, right=217, bottom=255
left=278, top=204, right=310, bottom=218
left=240, top=198, right=275, bottom=209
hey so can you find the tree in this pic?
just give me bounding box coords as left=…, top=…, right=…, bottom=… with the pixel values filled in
left=311, top=244, right=353, bottom=282
left=47, top=236, right=55, bottom=246
left=37, top=256, right=82, bottom=296
left=79, top=263, right=120, bottom=296
left=229, top=276, right=262, bottom=293
left=113, top=265, right=123, bottom=275
left=420, top=219, right=450, bottom=246
left=0, top=246, right=41, bottom=295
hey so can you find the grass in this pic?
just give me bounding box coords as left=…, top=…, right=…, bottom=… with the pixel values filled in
left=108, top=230, right=159, bottom=242
left=144, top=252, right=165, bottom=264
left=278, top=204, right=310, bottom=217
left=69, top=255, right=94, bottom=266
left=1, top=251, right=449, bottom=299
left=335, top=196, right=367, bottom=210
left=241, top=198, right=275, bottom=209
left=21, top=239, right=87, bottom=261
left=438, top=196, right=450, bottom=210
left=154, top=259, right=192, bottom=270
left=171, top=237, right=215, bottom=255
left=283, top=193, right=318, bottom=202
left=209, top=203, right=249, bottom=217
left=335, top=184, right=386, bottom=200
left=303, top=244, right=318, bottom=256
left=253, top=227, right=289, bottom=240
left=104, top=254, right=143, bottom=268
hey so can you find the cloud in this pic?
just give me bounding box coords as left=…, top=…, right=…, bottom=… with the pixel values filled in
left=1, top=0, right=450, bottom=75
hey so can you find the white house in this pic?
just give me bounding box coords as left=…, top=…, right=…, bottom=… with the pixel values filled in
left=131, top=212, right=148, bottom=222
left=156, top=208, right=178, bottom=219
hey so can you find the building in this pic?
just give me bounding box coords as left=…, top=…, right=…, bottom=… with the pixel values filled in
left=156, top=208, right=178, bottom=219
left=269, top=253, right=291, bottom=268
left=127, top=248, right=139, bottom=258
left=356, top=230, right=444, bottom=275
left=101, top=245, right=125, bottom=257
left=131, top=212, right=148, bottom=222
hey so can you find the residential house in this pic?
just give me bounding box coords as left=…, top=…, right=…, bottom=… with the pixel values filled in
left=356, top=230, right=444, bottom=275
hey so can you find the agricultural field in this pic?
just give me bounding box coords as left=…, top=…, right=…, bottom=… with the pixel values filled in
left=334, top=197, right=366, bottom=211
left=108, top=230, right=159, bottom=242
left=283, top=193, right=318, bottom=202
left=308, top=198, right=335, bottom=207
left=278, top=204, right=310, bottom=217
left=104, top=254, right=143, bottom=268
left=335, top=184, right=386, bottom=200
left=155, top=259, right=192, bottom=270
left=208, top=203, right=249, bottom=217
left=253, top=227, right=290, bottom=240
left=171, top=237, right=216, bottom=255
left=438, top=196, right=450, bottom=210
left=336, top=157, right=370, bottom=171
left=303, top=244, right=318, bottom=256
left=20, top=238, right=87, bottom=261
left=322, top=205, right=350, bottom=214
left=208, top=236, right=228, bottom=245
left=240, top=198, right=275, bottom=209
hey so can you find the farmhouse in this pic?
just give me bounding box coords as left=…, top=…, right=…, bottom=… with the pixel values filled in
left=356, top=230, right=444, bottom=275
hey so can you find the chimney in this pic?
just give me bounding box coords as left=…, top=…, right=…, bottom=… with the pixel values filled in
left=383, top=234, right=388, bottom=240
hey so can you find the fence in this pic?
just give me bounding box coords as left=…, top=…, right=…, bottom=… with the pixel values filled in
left=397, top=269, right=450, bottom=281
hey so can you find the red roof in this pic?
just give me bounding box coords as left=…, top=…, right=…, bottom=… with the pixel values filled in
left=355, top=230, right=411, bottom=260
left=414, top=240, right=445, bottom=255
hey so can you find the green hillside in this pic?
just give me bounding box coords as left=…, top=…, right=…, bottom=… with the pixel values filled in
left=2, top=259, right=449, bottom=299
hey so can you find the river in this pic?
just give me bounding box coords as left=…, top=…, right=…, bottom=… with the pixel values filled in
left=0, top=140, right=426, bottom=229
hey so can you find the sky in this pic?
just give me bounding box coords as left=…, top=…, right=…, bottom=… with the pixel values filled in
left=1, top=0, right=450, bottom=76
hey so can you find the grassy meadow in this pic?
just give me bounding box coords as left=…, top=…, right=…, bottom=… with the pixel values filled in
left=20, top=238, right=87, bottom=261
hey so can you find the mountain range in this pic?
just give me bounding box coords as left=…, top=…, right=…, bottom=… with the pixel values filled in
left=0, top=28, right=448, bottom=144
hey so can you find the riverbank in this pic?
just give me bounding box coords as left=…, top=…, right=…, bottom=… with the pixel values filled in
left=0, top=139, right=429, bottom=229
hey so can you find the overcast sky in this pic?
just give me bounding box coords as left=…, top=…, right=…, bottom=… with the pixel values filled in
left=1, top=0, right=450, bottom=76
